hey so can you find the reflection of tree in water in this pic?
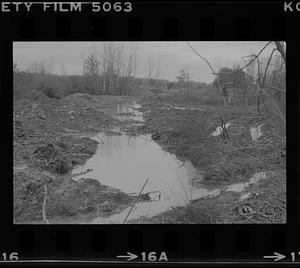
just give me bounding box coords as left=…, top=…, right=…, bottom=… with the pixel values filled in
left=75, top=127, right=200, bottom=220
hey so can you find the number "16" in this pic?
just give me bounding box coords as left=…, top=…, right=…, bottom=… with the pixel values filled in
left=2, top=252, right=19, bottom=261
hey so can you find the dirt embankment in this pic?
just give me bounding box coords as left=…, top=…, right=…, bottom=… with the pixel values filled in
left=129, top=94, right=286, bottom=224
left=13, top=93, right=135, bottom=224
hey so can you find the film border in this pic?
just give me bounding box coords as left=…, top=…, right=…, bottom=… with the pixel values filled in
left=0, top=1, right=299, bottom=265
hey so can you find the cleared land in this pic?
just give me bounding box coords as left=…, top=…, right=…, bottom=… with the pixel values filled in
left=13, top=88, right=286, bottom=224
left=13, top=93, right=137, bottom=224
left=129, top=89, right=286, bottom=223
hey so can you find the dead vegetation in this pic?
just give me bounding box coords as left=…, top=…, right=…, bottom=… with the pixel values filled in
left=133, top=42, right=286, bottom=224
left=131, top=170, right=285, bottom=224
left=33, top=137, right=98, bottom=174
left=13, top=41, right=285, bottom=224
left=13, top=92, right=135, bottom=224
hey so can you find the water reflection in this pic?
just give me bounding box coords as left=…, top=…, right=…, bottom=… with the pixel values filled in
left=73, top=132, right=196, bottom=201
left=71, top=101, right=267, bottom=223
left=72, top=126, right=204, bottom=222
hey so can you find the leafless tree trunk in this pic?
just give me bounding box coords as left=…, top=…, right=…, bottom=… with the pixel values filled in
left=145, top=54, right=155, bottom=84
left=132, top=44, right=139, bottom=78
left=100, top=43, right=107, bottom=95
left=155, top=57, right=160, bottom=89
left=60, top=64, right=67, bottom=76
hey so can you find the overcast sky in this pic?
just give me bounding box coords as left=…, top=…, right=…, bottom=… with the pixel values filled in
left=13, top=41, right=274, bottom=83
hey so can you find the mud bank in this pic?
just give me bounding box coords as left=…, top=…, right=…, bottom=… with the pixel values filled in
left=13, top=93, right=136, bottom=224
left=134, top=98, right=285, bottom=186
left=126, top=95, right=286, bottom=224
left=13, top=92, right=286, bottom=224
left=14, top=167, right=135, bottom=224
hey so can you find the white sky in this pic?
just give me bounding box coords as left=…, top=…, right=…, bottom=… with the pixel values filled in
left=13, top=41, right=274, bottom=83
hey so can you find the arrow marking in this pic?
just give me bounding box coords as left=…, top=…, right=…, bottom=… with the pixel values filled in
left=263, top=252, right=286, bottom=262
left=116, top=252, right=138, bottom=261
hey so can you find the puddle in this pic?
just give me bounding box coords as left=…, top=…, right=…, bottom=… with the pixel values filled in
left=70, top=101, right=207, bottom=223
left=224, top=172, right=267, bottom=192
left=72, top=131, right=200, bottom=223
left=190, top=188, right=222, bottom=201
left=161, top=103, right=207, bottom=111
left=71, top=101, right=268, bottom=223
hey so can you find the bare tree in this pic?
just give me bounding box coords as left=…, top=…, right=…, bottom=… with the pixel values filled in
left=83, top=52, right=100, bottom=94
left=115, top=42, right=125, bottom=94
left=29, top=61, right=49, bottom=74
left=131, top=43, right=139, bottom=78
left=155, top=57, right=161, bottom=88
left=122, top=44, right=137, bottom=95
left=185, top=67, right=191, bottom=89
left=99, top=42, right=126, bottom=95
left=126, top=45, right=134, bottom=78
left=60, top=64, right=67, bottom=76
left=100, top=43, right=107, bottom=94
left=145, top=54, right=155, bottom=83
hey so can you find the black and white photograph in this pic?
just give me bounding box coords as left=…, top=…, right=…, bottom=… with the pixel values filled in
left=13, top=41, right=286, bottom=224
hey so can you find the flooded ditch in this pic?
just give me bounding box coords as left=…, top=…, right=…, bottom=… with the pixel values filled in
left=71, top=101, right=267, bottom=223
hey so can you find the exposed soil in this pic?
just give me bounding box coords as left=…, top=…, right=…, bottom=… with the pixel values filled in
left=13, top=92, right=136, bottom=224
left=14, top=91, right=286, bottom=224
left=127, top=92, right=286, bottom=224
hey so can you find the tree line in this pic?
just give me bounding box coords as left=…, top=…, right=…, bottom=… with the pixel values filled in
left=13, top=42, right=208, bottom=100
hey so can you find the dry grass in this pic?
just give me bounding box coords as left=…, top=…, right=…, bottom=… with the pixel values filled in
left=136, top=89, right=286, bottom=224
left=225, top=170, right=286, bottom=223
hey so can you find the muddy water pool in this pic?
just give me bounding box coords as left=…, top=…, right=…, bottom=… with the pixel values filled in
left=71, top=101, right=204, bottom=223
left=71, top=101, right=267, bottom=223
left=72, top=129, right=201, bottom=223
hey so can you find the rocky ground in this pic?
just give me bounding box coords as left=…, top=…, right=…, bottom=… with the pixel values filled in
left=13, top=92, right=136, bottom=224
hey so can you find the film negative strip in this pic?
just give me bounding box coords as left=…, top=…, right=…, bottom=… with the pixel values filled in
left=1, top=1, right=300, bottom=266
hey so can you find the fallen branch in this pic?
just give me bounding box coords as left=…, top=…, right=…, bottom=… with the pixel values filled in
left=123, top=179, right=149, bottom=224
left=129, top=190, right=160, bottom=195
